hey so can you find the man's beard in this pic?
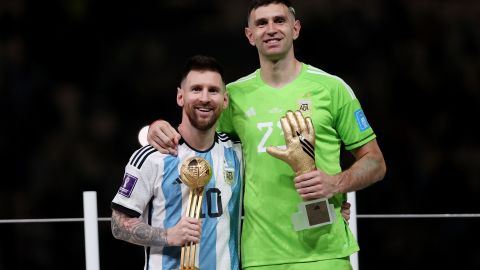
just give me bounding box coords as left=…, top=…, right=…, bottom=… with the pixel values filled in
left=186, top=107, right=219, bottom=131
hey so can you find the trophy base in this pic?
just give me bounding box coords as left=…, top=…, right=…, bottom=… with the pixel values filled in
left=174, top=268, right=199, bottom=270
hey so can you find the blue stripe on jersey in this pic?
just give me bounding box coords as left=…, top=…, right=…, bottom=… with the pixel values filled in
left=224, top=147, right=241, bottom=270
left=198, top=151, right=217, bottom=270
left=161, top=155, right=182, bottom=270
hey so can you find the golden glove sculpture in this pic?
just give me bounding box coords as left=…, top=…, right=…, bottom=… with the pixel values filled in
left=267, top=110, right=336, bottom=231
left=267, top=110, right=316, bottom=175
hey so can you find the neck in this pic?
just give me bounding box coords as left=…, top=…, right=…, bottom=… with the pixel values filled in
left=178, top=122, right=216, bottom=151
left=258, top=51, right=302, bottom=88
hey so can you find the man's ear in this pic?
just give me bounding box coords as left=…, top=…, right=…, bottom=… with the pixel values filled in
left=177, top=87, right=184, bottom=107
left=292, top=20, right=301, bottom=40
left=223, top=91, right=229, bottom=109
left=245, top=27, right=256, bottom=46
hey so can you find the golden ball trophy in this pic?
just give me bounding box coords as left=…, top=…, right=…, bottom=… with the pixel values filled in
left=178, top=156, right=212, bottom=270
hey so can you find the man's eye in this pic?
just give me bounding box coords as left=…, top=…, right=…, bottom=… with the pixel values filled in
left=256, top=20, right=267, bottom=27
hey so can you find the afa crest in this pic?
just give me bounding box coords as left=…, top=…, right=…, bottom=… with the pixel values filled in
left=298, top=99, right=312, bottom=116
left=224, top=167, right=235, bottom=185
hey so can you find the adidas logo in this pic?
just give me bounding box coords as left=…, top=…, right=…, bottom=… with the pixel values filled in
left=245, top=107, right=256, bottom=117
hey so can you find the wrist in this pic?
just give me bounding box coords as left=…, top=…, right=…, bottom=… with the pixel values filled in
left=164, top=228, right=170, bottom=247
left=335, top=172, right=348, bottom=193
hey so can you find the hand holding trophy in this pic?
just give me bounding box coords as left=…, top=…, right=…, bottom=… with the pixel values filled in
left=267, top=110, right=336, bottom=231
left=178, top=156, right=212, bottom=270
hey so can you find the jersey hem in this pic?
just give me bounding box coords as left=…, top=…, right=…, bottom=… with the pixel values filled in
left=344, top=133, right=376, bottom=151
left=241, top=247, right=359, bottom=269
left=111, top=202, right=142, bottom=218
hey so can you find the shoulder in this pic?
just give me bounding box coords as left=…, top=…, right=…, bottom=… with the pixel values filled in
left=127, top=145, right=164, bottom=170
left=227, top=70, right=258, bottom=91
left=303, top=64, right=356, bottom=99
left=216, top=132, right=243, bottom=160
left=303, top=64, right=344, bottom=85
left=217, top=132, right=241, bottom=146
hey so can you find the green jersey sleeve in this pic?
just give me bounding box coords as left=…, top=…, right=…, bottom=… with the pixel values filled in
left=333, top=82, right=376, bottom=151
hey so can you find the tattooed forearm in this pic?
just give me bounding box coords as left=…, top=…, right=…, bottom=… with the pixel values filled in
left=111, top=210, right=168, bottom=247
left=338, top=155, right=386, bottom=193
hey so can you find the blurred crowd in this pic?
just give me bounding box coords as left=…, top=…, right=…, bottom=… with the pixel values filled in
left=1, top=0, right=479, bottom=269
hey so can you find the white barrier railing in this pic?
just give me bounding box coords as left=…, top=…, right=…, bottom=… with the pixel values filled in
left=83, top=191, right=100, bottom=270
left=348, top=192, right=359, bottom=270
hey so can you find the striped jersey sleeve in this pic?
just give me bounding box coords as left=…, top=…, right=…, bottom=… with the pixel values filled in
left=112, top=145, right=160, bottom=217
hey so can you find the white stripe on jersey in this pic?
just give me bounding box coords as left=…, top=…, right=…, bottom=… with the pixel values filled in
left=306, top=65, right=357, bottom=100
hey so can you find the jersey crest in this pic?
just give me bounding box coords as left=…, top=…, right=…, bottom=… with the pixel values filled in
left=224, top=159, right=235, bottom=185
left=298, top=99, right=312, bottom=117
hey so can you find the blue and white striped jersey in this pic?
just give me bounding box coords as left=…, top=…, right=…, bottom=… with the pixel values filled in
left=112, top=132, right=243, bottom=270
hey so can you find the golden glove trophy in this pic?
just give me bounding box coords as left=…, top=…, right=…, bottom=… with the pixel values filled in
left=178, top=156, right=212, bottom=270
left=267, top=110, right=336, bottom=231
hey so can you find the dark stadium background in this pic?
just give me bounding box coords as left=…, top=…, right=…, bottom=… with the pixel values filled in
left=1, top=0, right=479, bottom=269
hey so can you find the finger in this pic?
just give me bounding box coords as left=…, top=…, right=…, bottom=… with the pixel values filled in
left=305, top=116, right=315, bottom=135
left=294, top=110, right=307, bottom=135
left=266, top=146, right=288, bottom=162
left=150, top=141, right=169, bottom=154
left=295, top=185, right=319, bottom=195
left=186, top=228, right=201, bottom=237
left=157, top=130, right=175, bottom=148
left=294, top=176, right=317, bottom=188
left=293, top=171, right=317, bottom=184
left=188, top=235, right=201, bottom=244
left=305, top=116, right=315, bottom=143
left=286, top=111, right=300, bottom=137
left=164, top=125, right=181, bottom=146
left=280, top=116, right=293, bottom=142
left=173, top=133, right=181, bottom=145
left=299, top=191, right=321, bottom=201
left=155, top=132, right=178, bottom=155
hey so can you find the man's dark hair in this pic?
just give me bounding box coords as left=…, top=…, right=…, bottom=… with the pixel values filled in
left=247, top=0, right=296, bottom=20
left=180, top=55, right=224, bottom=83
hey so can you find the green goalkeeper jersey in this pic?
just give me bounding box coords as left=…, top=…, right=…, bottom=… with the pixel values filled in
left=218, top=63, right=375, bottom=268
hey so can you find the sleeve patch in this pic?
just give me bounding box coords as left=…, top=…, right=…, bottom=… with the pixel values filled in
left=354, top=109, right=370, bottom=132
left=118, top=173, right=138, bottom=198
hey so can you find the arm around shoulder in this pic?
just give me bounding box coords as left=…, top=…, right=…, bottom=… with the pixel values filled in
left=147, top=119, right=181, bottom=155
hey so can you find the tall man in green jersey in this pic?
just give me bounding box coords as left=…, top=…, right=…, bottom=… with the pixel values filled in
left=147, top=0, right=386, bottom=269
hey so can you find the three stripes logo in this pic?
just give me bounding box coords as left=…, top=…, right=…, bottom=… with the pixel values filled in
left=297, top=131, right=314, bottom=160
left=130, top=145, right=157, bottom=169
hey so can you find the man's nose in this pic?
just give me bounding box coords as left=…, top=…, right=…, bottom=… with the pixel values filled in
left=199, top=89, right=209, bottom=102
left=266, top=21, right=277, bottom=34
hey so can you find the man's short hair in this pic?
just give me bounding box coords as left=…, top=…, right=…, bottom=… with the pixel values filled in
left=247, top=0, right=296, bottom=21
left=180, top=55, right=225, bottom=84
